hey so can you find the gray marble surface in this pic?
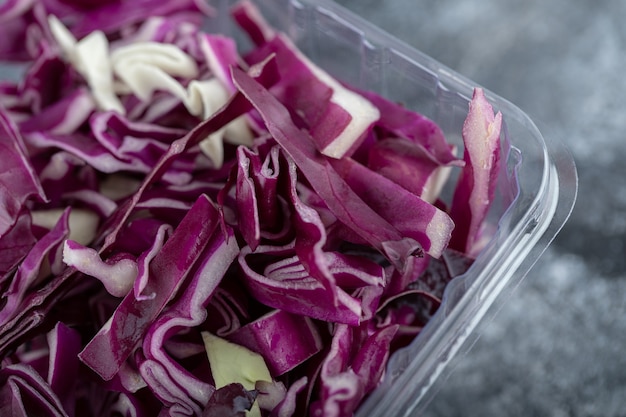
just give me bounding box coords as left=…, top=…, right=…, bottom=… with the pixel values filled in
left=334, top=0, right=626, bottom=416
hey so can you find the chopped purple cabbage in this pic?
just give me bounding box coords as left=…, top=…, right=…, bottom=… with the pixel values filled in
left=0, top=1, right=505, bottom=416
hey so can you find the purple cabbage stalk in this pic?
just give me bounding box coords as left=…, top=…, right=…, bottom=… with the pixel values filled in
left=227, top=309, right=324, bottom=376
left=449, top=88, right=503, bottom=255
left=78, top=194, right=222, bottom=381
left=139, top=226, right=239, bottom=415
left=309, top=323, right=399, bottom=417
left=0, top=363, right=69, bottom=417
left=0, top=208, right=70, bottom=324
left=0, top=108, right=47, bottom=236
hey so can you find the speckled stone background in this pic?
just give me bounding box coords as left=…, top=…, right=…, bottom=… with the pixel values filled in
left=334, top=0, right=626, bottom=416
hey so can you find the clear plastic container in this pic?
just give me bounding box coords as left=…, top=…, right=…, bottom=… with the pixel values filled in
left=0, top=1, right=577, bottom=416
left=211, top=0, right=578, bottom=415
left=0, top=1, right=576, bottom=415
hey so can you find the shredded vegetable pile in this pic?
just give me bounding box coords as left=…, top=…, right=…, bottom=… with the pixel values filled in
left=0, top=0, right=504, bottom=416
